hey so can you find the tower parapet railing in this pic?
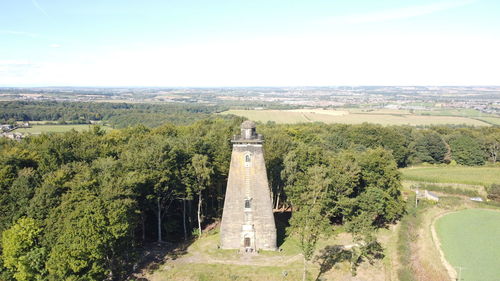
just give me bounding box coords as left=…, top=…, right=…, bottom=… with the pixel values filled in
left=231, top=134, right=264, bottom=144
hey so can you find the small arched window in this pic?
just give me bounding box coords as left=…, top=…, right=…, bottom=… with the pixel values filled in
left=244, top=154, right=252, bottom=167
left=245, top=199, right=251, bottom=209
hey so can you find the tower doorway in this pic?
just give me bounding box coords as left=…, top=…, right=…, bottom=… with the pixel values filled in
left=244, top=237, right=251, bottom=248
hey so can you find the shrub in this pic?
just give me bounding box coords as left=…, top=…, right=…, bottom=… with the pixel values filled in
left=487, top=184, right=500, bottom=201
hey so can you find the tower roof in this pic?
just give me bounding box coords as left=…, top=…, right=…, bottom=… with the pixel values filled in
left=241, top=120, right=256, bottom=129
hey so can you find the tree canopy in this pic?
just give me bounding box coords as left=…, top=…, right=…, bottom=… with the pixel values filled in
left=0, top=117, right=497, bottom=280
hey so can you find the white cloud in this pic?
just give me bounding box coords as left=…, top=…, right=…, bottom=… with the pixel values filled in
left=49, top=44, right=61, bottom=48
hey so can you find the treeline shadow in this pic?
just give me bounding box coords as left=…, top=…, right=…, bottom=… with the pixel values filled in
left=314, top=241, right=384, bottom=281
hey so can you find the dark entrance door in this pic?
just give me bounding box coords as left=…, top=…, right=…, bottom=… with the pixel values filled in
left=244, top=237, right=251, bottom=248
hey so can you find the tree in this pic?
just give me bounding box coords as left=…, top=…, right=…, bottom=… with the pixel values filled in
left=345, top=124, right=411, bottom=167
left=286, top=165, right=333, bottom=281
left=1, top=217, right=47, bottom=281
left=487, top=184, right=500, bottom=202
left=261, top=126, right=294, bottom=209
left=120, top=135, right=178, bottom=243
left=0, top=147, right=39, bottom=234
left=46, top=190, right=114, bottom=280
left=190, top=154, right=213, bottom=238
left=448, top=134, right=486, bottom=165
left=410, top=130, right=448, bottom=164
left=484, top=131, right=500, bottom=163
left=44, top=160, right=139, bottom=281
left=355, top=148, right=405, bottom=224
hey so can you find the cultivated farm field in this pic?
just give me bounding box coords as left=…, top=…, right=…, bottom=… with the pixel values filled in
left=435, top=209, right=500, bottom=281
left=221, top=109, right=496, bottom=126
left=13, top=124, right=113, bottom=134
left=400, top=165, right=500, bottom=187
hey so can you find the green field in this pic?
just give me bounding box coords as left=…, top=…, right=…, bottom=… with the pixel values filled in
left=416, top=108, right=491, bottom=117
left=435, top=209, right=500, bottom=281
left=476, top=116, right=500, bottom=126
left=400, top=166, right=500, bottom=187
left=221, top=109, right=495, bottom=126
left=13, top=124, right=112, bottom=134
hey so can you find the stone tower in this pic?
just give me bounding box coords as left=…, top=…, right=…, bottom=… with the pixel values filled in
left=220, top=121, right=277, bottom=251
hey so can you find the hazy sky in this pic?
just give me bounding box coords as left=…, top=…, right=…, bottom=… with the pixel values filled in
left=1, top=0, right=499, bottom=86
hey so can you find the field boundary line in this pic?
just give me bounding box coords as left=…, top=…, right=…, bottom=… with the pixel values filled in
left=430, top=211, right=458, bottom=281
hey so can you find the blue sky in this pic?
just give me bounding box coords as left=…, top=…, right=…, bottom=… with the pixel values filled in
left=1, top=0, right=499, bottom=86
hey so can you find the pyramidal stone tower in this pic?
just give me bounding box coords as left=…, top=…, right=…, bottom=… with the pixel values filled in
left=220, top=121, right=277, bottom=251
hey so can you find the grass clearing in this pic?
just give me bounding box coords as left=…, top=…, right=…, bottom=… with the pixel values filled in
left=435, top=209, right=500, bottom=281
left=146, top=231, right=305, bottom=281
left=400, top=165, right=500, bottom=187
left=154, top=262, right=304, bottom=281
left=221, top=109, right=494, bottom=126
left=13, top=124, right=113, bottom=134
left=143, top=228, right=392, bottom=281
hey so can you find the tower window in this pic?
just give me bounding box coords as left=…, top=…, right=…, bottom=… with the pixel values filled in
left=245, top=155, right=251, bottom=162
left=245, top=199, right=251, bottom=208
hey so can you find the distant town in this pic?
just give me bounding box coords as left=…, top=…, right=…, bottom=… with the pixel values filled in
left=1, top=86, right=499, bottom=114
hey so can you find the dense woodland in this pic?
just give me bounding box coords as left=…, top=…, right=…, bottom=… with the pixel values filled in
left=0, top=101, right=228, bottom=128
left=0, top=113, right=499, bottom=280
left=0, top=101, right=294, bottom=128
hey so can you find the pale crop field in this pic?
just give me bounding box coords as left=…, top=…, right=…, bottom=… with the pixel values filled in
left=13, top=124, right=112, bottom=134
left=400, top=166, right=500, bottom=187
left=435, top=209, right=500, bottom=281
left=221, top=109, right=493, bottom=126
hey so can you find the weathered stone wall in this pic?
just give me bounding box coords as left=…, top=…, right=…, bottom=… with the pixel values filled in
left=220, top=142, right=277, bottom=251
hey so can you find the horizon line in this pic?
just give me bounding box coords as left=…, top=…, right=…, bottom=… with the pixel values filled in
left=1, top=85, right=500, bottom=89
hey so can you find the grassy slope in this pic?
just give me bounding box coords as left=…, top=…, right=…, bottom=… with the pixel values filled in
left=400, top=166, right=500, bottom=187
left=221, top=109, right=493, bottom=126
left=435, top=209, right=500, bottom=281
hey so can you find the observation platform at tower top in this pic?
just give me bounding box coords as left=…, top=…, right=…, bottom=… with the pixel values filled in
left=231, top=120, right=264, bottom=144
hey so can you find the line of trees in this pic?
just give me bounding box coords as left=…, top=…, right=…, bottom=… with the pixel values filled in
left=0, top=117, right=498, bottom=280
